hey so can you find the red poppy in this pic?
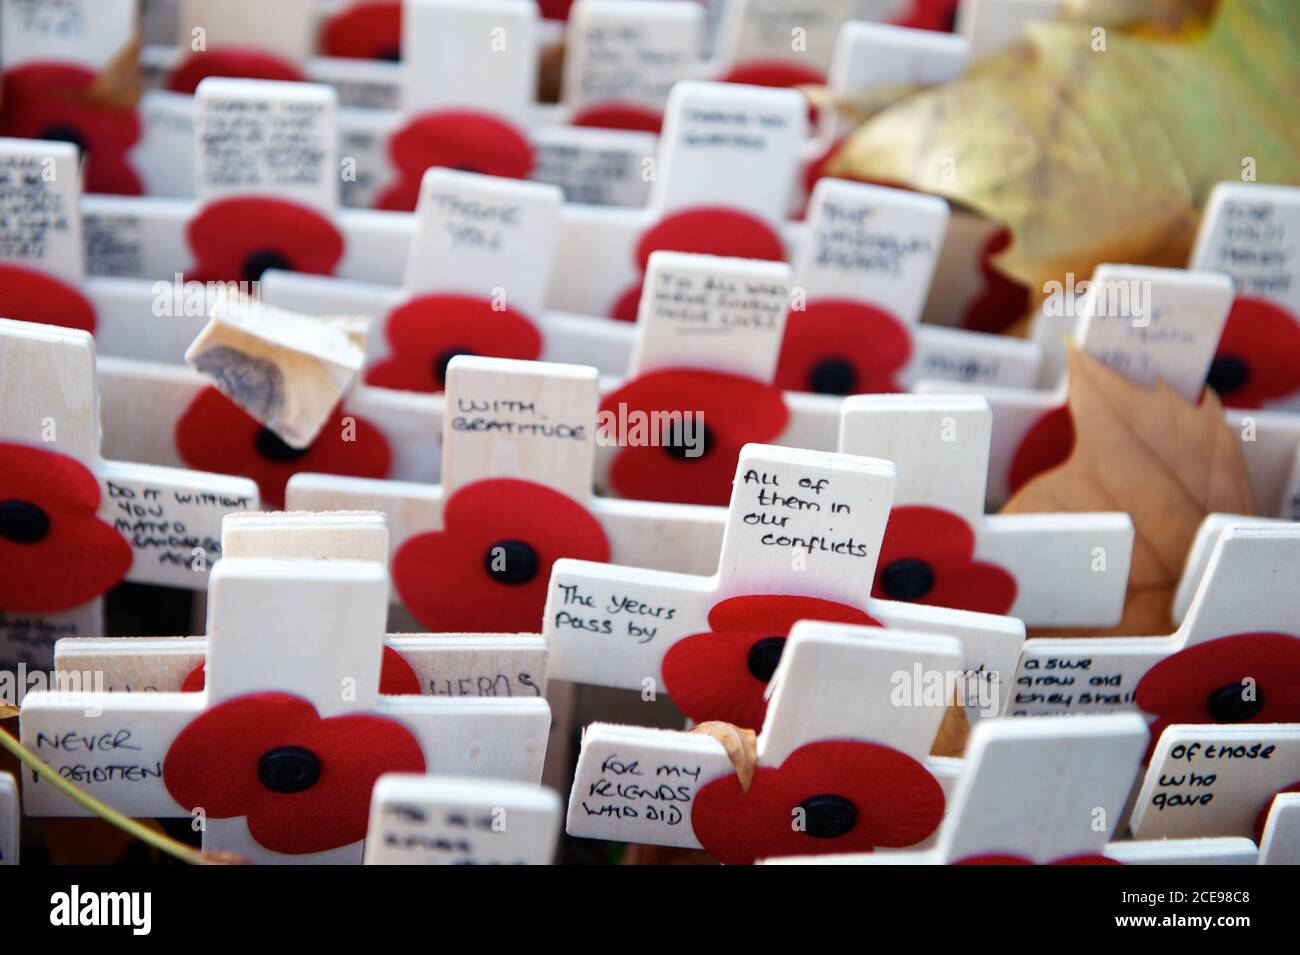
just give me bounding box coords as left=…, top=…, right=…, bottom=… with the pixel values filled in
left=0, top=63, right=142, bottom=195
left=538, top=0, right=575, bottom=19
left=181, top=646, right=421, bottom=695
left=174, top=388, right=392, bottom=508
left=719, top=61, right=825, bottom=91
left=167, top=49, right=306, bottom=94
left=1255, top=781, right=1300, bottom=843
left=185, top=197, right=345, bottom=284
left=363, top=294, right=543, bottom=394
left=1134, top=633, right=1300, bottom=751
left=392, top=478, right=610, bottom=632
left=376, top=111, right=534, bottom=212
left=693, top=739, right=944, bottom=864
left=0, top=264, right=96, bottom=333
left=609, top=208, right=787, bottom=321
left=872, top=506, right=1017, bottom=615
left=961, top=228, right=1030, bottom=334
left=320, top=1, right=403, bottom=60
left=954, top=853, right=1120, bottom=865
left=0, top=442, right=132, bottom=614
left=892, top=0, right=962, bottom=32
left=775, top=300, right=912, bottom=395
left=163, top=691, right=425, bottom=855
left=1007, top=404, right=1073, bottom=496
left=662, top=595, right=878, bottom=729
left=1204, top=297, right=1300, bottom=409
left=571, top=103, right=663, bottom=134
left=600, top=370, right=789, bottom=505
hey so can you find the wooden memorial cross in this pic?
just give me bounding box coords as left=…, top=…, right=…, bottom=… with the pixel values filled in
left=712, top=0, right=865, bottom=89
left=51, top=511, right=552, bottom=709
left=163, top=0, right=316, bottom=93
left=1009, top=523, right=1300, bottom=741
left=0, top=772, right=15, bottom=865
left=548, top=442, right=1026, bottom=731
left=560, top=0, right=705, bottom=134
left=769, top=713, right=1150, bottom=864
left=566, top=622, right=966, bottom=864
left=1129, top=723, right=1300, bottom=846
left=918, top=263, right=1300, bottom=514
left=839, top=393, right=1133, bottom=627
left=594, top=247, right=1040, bottom=508
left=781, top=177, right=1041, bottom=397
left=1189, top=182, right=1300, bottom=413
left=0, top=319, right=258, bottom=669
left=287, top=354, right=729, bottom=631
left=364, top=774, right=561, bottom=865
left=1257, top=792, right=1300, bottom=865
left=0, top=0, right=140, bottom=195
left=19, top=554, right=550, bottom=864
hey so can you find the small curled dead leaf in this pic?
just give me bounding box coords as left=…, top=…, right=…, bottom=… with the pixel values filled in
left=690, top=721, right=758, bottom=793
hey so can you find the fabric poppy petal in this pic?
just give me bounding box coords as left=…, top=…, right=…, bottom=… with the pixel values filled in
left=182, top=646, right=421, bottom=696
left=1206, top=297, right=1300, bottom=409
left=363, top=294, right=543, bottom=393
left=537, top=0, right=575, bottom=19
left=661, top=595, right=878, bottom=727
left=634, top=208, right=786, bottom=273
left=377, top=111, right=534, bottom=212
left=0, top=264, right=97, bottom=333
left=720, top=61, right=826, bottom=90
left=921, top=560, right=1018, bottom=615
left=572, top=103, right=663, bottom=133
left=186, top=197, right=345, bottom=284
left=961, top=227, right=1031, bottom=334
left=0, top=443, right=132, bottom=613
left=392, top=479, right=610, bottom=632
left=320, top=2, right=403, bottom=60
left=600, top=369, right=789, bottom=505
left=241, top=711, right=425, bottom=854
left=892, top=0, right=961, bottom=31
left=693, top=739, right=944, bottom=864
left=0, top=63, right=143, bottom=195
left=174, top=388, right=391, bottom=508
left=167, top=49, right=306, bottom=94
left=775, top=300, right=912, bottom=395
left=1008, top=405, right=1074, bottom=495
left=1134, top=632, right=1300, bottom=727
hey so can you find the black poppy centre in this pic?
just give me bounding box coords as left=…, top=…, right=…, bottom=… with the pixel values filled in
left=879, top=558, right=936, bottom=601
left=1206, top=354, right=1250, bottom=397
left=255, top=427, right=311, bottom=463
left=433, top=346, right=475, bottom=385
left=661, top=421, right=713, bottom=461
left=0, top=499, right=51, bottom=543
left=746, top=636, right=787, bottom=682
left=1205, top=681, right=1266, bottom=723
left=807, top=356, right=859, bottom=396
left=798, top=793, right=859, bottom=839
left=242, top=249, right=294, bottom=283
left=40, top=124, right=87, bottom=156
left=257, top=745, right=321, bottom=794
left=484, top=538, right=540, bottom=585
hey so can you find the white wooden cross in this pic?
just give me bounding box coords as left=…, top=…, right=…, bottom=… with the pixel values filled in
left=1189, top=182, right=1300, bottom=413
left=1129, top=723, right=1300, bottom=844
left=19, top=554, right=551, bottom=864
left=548, top=442, right=1026, bottom=730
left=0, top=771, right=15, bottom=865
left=766, top=713, right=1150, bottom=864
left=364, top=774, right=561, bottom=864
left=592, top=248, right=1041, bottom=509
left=920, top=263, right=1300, bottom=517
left=0, top=318, right=258, bottom=669
left=1257, top=792, right=1300, bottom=865
left=560, top=0, right=704, bottom=133
left=51, top=511, right=551, bottom=705
left=839, top=393, right=1133, bottom=627
left=287, top=354, right=730, bottom=630
left=712, top=0, right=879, bottom=87
left=566, top=621, right=966, bottom=863
left=0, top=0, right=140, bottom=194
left=1009, top=523, right=1300, bottom=736
left=166, top=0, right=315, bottom=91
